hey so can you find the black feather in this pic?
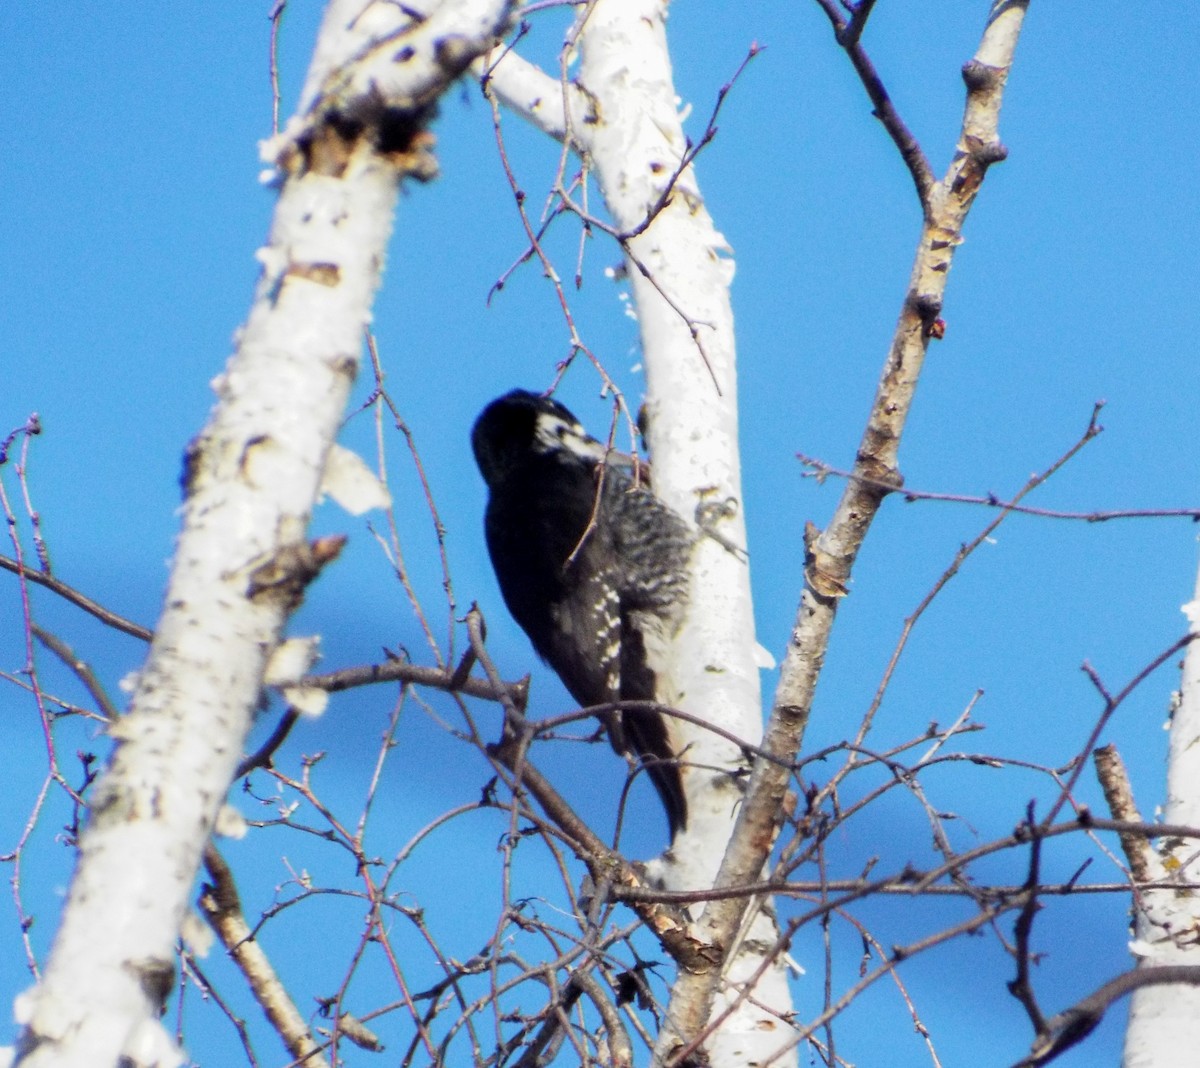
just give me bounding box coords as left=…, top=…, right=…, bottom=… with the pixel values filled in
left=472, top=389, right=691, bottom=836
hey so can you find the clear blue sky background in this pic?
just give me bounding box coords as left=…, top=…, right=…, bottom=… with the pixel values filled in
left=2, top=2, right=1198, bottom=1065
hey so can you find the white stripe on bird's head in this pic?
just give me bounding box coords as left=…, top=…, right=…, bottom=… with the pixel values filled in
left=532, top=409, right=611, bottom=465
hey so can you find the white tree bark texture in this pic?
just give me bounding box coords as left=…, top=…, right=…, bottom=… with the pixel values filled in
left=489, top=1, right=794, bottom=1064
left=572, top=6, right=795, bottom=1065
left=10, top=2, right=510, bottom=1065
left=1122, top=562, right=1200, bottom=1067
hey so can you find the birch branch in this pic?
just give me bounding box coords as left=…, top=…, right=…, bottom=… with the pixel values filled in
left=199, top=846, right=331, bottom=1068
left=482, top=47, right=583, bottom=142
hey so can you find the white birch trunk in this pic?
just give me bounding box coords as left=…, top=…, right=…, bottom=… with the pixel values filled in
left=9, top=3, right=508, bottom=1065
left=1121, top=558, right=1200, bottom=1065
left=491, top=2, right=796, bottom=1062
left=574, top=7, right=795, bottom=1065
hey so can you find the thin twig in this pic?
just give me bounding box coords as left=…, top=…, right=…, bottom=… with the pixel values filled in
left=268, top=0, right=287, bottom=135
left=1007, top=803, right=1048, bottom=1032
left=1049, top=633, right=1195, bottom=825
left=0, top=553, right=152, bottom=641
left=811, top=0, right=935, bottom=208
left=302, top=657, right=526, bottom=705
left=31, top=625, right=121, bottom=721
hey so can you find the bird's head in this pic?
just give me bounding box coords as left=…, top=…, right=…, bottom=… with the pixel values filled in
left=472, top=389, right=610, bottom=486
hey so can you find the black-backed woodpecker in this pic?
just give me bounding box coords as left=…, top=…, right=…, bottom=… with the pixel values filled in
left=472, top=389, right=692, bottom=836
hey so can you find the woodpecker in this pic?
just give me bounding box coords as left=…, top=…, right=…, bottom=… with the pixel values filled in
left=471, top=389, right=692, bottom=836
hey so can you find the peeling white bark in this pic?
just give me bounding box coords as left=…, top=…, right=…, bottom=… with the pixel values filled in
left=570, top=6, right=793, bottom=1062
left=10, top=2, right=510, bottom=1064
left=573, top=0, right=759, bottom=864
left=491, top=2, right=793, bottom=1062
left=1122, top=562, right=1200, bottom=1067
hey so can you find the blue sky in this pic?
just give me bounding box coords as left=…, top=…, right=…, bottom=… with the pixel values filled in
left=3, top=2, right=1199, bottom=1065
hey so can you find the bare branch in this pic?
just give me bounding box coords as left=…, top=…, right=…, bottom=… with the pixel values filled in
left=1012, top=966, right=1200, bottom=1068
left=464, top=607, right=711, bottom=968
left=30, top=626, right=121, bottom=721
left=481, top=36, right=587, bottom=142
left=672, top=3, right=1032, bottom=1052
left=199, top=846, right=331, bottom=1068
left=816, top=402, right=1104, bottom=803
left=1049, top=633, right=1195, bottom=825
left=303, top=654, right=527, bottom=704
left=811, top=0, right=935, bottom=208
left=0, top=553, right=152, bottom=641
left=798, top=404, right=1200, bottom=525
left=1007, top=805, right=1048, bottom=1033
